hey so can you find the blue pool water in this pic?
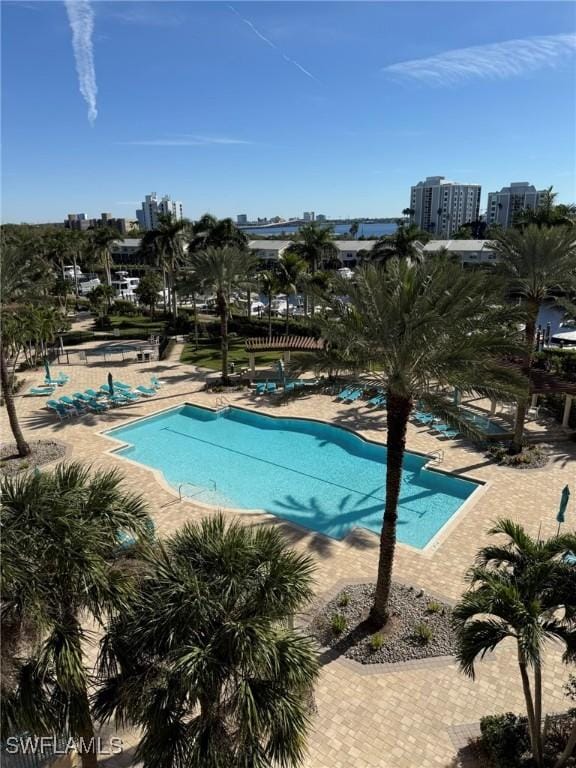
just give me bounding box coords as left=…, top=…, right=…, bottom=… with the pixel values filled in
left=105, top=405, right=479, bottom=549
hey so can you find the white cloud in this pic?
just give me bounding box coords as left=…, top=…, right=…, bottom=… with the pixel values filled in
left=227, top=5, right=320, bottom=84
left=64, top=0, right=97, bottom=124
left=382, top=33, right=576, bottom=86
left=119, top=135, right=253, bottom=147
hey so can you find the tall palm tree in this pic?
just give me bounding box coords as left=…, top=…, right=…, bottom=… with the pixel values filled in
left=453, top=519, right=576, bottom=768
left=189, top=214, right=248, bottom=251
left=0, top=243, right=46, bottom=457
left=515, top=186, right=576, bottom=229
left=142, top=214, right=191, bottom=318
left=490, top=225, right=576, bottom=452
left=93, top=514, right=319, bottom=768
left=89, top=228, right=121, bottom=287
left=286, top=224, right=338, bottom=316
left=189, top=246, right=258, bottom=383
left=1, top=463, right=153, bottom=768
left=277, top=252, right=308, bottom=334
left=315, top=260, right=523, bottom=626
left=259, top=269, right=280, bottom=341
left=371, top=223, right=428, bottom=263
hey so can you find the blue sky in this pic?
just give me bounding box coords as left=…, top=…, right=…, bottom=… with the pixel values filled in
left=2, top=1, right=575, bottom=223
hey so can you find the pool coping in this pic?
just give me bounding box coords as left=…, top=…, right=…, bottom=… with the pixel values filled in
left=99, top=399, right=489, bottom=556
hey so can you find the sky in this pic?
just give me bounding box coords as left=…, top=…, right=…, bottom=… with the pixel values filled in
left=2, top=0, right=575, bottom=223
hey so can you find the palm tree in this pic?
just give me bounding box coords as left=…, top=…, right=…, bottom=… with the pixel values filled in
left=315, top=260, right=523, bottom=626
left=135, top=271, right=163, bottom=317
left=0, top=244, right=45, bottom=457
left=349, top=221, right=360, bottom=238
left=1, top=463, right=153, bottom=768
left=93, top=514, right=319, bottom=768
left=175, top=269, right=205, bottom=350
left=490, top=225, right=576, bottom=452
left=89, top=228, right=121, bottom=287
left=515, top=186, right=576, bottom=229
left=286, top=224, right=338, bottom=316
left=371, top=223, right=428, bottom=263
left=189, top=214, right=248, bottom=251
left=277, top=252, right=308, bottom=334
left=189, top=246, right=258, bottom=384
left=259, top=269, right=280, bottom=341
left=453, top=519, right=576, bottom=768
left=402, top=208, right=415, bottom=222
left=141, top=214, right=191, bottom=318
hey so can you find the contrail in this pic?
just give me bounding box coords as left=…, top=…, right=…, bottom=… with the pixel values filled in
left=382, top=33, right=576, bottom=86
left=228, top=5, right=320, bottom=84
left=65, top=0, right=97, bottom=124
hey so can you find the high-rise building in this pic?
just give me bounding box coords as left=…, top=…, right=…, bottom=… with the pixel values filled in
left=303, top=211, right=315, bottom=222
left=316, top=214, right=327, bottom=222
left=410, top=176, right=481, bottom=237
left=136, top=193, right=183, bottom=231
left=237, top=214, right=248, bottom=226
left=486, top=182, right=546, bottom=229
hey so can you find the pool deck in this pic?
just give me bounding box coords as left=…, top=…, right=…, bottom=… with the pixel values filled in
left=3, top=342, right=575, bottom=768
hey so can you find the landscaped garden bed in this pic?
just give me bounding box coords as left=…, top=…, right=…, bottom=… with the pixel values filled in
left=309, top=583, right=456, bottom=665
left=0, top=441, right=67, bottom=476
left=488, top=442, right=549, bottom=469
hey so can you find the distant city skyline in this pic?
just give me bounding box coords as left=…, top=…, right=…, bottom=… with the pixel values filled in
left=2, top=2, right=575, bottom=223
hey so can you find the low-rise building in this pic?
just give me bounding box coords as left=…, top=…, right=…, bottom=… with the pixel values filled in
left=248, top=240, right=293, bottom=263
left=421, top=239, right=497, bottom=266
left=333, top=240, right=377, bottom=267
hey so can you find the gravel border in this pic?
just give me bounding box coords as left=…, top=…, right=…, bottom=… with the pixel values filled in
left=308, top=582, right=457, bottom=665
left=0, top=441, right=68, bottom=477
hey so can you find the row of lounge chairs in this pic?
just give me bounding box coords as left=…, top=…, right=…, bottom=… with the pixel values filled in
left=335, top=387, right=387, bottom=409
left=45, top=377, right=165, bottom=420
left=27, top=372, right=71, bottom=396
left=412, top=409, right=459, bottom=439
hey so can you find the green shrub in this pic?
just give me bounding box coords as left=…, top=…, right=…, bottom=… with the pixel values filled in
left=337, top=591, right=350, bottom=607
left=369, top=633, right=385, bottom=651
left=413, top=622, right=433, bottom=644
left=113, top=299, right=139, bottom=316
left=426, top=601, right=442, bottom=614
left=330, top=613, right=347, bottom=635
left=479, top=713, right=529, bottom=767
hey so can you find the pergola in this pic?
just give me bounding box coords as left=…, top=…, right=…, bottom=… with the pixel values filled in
left=488, top=365, right=576, bottom=428
left=244, top=335, right=325, bottom=375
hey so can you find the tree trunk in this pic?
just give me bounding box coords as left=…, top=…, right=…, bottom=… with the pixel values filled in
left=554, top=718, right=576, bottom=768
left=247, top=286, right=251, bottom=319
left=172, top=277, right=178, bottom=319
left=162, top=269, right=168, bottom=314
left=0, top=346, right=30, bottom=457
left=285, top=295, right=290, bottom=335
left=511, top=300, right=540, bottom=453
left=518, top=652, right=540, bottom=766
left=193, top=293, right=199, bottom=351
left=76, top=702, right=98, bottom=768
left=268, top=298, right=273, bottom=342
left=534, top=661, right=543, bottom=766
left=369, top=392, right=412, bottom=626
left=73, top=252, right=80, bottom=297
left=218, top=291, right=229, bottom=385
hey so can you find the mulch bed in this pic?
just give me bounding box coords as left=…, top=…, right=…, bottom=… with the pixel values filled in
left=308, top=582, right=457, bottom=665
left=0, top=441, right=67, bottom=477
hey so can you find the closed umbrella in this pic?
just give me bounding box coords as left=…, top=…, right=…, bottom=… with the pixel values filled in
left=44, top=359, right=51, bottom=383
left=557, top=485, right=570, bottom=533
left=108, top=372, right=114, bottom=397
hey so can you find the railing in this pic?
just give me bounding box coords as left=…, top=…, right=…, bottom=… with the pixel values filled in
left=428, top=449, right=444, bottom=464
left=177, top=480, right=217, bottom=502
left=215, top=395, right=230, bottom=410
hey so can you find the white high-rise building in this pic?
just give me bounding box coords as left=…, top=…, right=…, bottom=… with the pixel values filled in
left=136, top=193, right=184, bottom=231
left=486, top=182, right=546, bottom=229
left=410, top=176, right=481, bottom=238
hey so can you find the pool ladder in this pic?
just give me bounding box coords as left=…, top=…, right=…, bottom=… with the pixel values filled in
left=178, top=480, right=217, bottom=501
left=428, top=449, right=444, bottom=464
left=215, top=395, right=230, bottom=411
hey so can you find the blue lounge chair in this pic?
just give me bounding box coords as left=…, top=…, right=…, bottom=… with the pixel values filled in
left=74, top=392, right=94, bottom=404
left=135, top=385, right=156, bottom=397
left=336, top=387, right=354, bottom=401
left=89, top=401, right=108, bottom=413
left=85, top=388, right=104, bottom=399
left=108, top=394, right=129, bottom=406
left=27, top=385, right=56, bottom=396
left=342, top=389, right=363, bottom=403
left=432, top=422, right=459, bottom=438
left=367, top=394, right=386, bottom=408
left=46, top=400, right=73, bottom=419
left=118, top=390, right=140, bottom=402
left=266, top=382, right=277, bottom=393
left=151, top=375, right=164, bottom=388
left=60, top=395, right=85, bottom=413
left=413, top=411, right=434, bottom=425
left=113, top=381, right=132, bottom=391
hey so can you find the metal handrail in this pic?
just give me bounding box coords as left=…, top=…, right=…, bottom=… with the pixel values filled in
left=178, top=480, right=217, bottom=501
left=428, top=449, right=444, bottom=464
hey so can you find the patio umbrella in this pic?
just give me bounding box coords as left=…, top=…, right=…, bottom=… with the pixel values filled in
left=44, top=359, right=51, bottom=382
left=557, top=485, right=570, bottom=531
left=108, top=372, right=114, bottom=397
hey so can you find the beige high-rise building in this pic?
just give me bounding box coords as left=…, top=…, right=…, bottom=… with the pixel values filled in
left=410, top=176, right=481, bottom=237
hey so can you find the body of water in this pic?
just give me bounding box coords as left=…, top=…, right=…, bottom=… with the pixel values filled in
left=106, top=404, right=479, bottom=549
left=242, top=221, right=397, bottom=238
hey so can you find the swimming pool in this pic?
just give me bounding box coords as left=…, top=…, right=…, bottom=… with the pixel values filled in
left=105, top=405, right=480, bottom=549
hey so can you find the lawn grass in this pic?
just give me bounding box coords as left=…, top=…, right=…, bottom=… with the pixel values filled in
left=108, top=314, right=168, bottom=333
left=181, top=338, right=280, bottom=370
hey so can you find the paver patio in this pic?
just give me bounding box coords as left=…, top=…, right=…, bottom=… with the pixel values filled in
left=2, top=340, right=575, bottom=768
